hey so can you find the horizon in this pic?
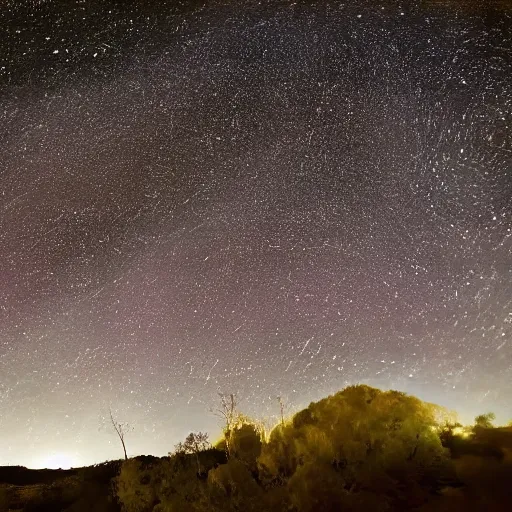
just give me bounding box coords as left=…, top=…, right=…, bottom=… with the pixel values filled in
left=2, top=381, right=509, bottom=470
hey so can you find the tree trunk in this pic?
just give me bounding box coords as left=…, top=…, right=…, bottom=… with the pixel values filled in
left=121, top=438, right=128, bottom=460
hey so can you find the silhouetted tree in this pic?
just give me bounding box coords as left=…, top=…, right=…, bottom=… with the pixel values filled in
left=277, top=396, right=287, bottom=428
left=474, top=412, right=495, bottom=429
left=175, top=432, right=211, bottom=474
left=109, top=407, right=131, bottom=461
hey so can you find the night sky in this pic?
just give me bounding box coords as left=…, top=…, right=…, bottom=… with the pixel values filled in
left=1, top=0, right=511, bottom=469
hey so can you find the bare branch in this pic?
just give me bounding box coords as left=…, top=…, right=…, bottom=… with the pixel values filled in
left=211, top=392, right=242, bottom=458
left=109, top=407, right=130, bottom=461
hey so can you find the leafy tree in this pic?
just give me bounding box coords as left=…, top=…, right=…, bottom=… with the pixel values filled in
left=474, top=412, right=496, bottom=429
left=230, top=422, right=263, bottom=472
left=174, top=432, right=211, bottom=474
left=258, top=385, right=452, bottom=509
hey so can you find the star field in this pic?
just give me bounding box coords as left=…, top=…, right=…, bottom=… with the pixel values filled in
left=0, top=0, right=511, bottom=468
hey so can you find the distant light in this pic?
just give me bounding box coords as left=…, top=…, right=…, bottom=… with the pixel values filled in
left=36, top=453, right=77, bottom=470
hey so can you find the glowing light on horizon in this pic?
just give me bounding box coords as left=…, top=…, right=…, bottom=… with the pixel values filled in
left=35, top=453, right=78, bottom=470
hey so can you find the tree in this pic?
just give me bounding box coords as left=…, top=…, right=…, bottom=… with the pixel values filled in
left=175, top=432, right=211, bottom=474
left=230, top=422, right=262, bottom=472
left=252, top=416, right=273, bottom=443
left=212, top=393, right=242, bottom=458
left=474, top=412, right=496, bottom=429
left=109, top=407, right=131, bottom=461
left=258, top=385, right=452, bottom=509
left=277, top=396, right=286, bottom=427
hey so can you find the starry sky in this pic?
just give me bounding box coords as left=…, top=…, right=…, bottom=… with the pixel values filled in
left=0, top=0, right=511, bottom=469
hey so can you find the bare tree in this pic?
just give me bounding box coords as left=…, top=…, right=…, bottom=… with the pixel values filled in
left=277, top=396, right=286, bottom=427
left=109, top=407, right=131, bottom=461
left=212, top=393, right=241, bottom=458
left=252, top=416, right=272, bottom=443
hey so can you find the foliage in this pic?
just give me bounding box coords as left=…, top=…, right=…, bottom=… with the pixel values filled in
left=229, top=422, right=263, bottom=472
left=175, top=432, right=211, bottom=456
left=174, top=432, right=211, bottom=475
left=207, top=459, right=264, bottom=512
left=257, top=385, right=452, bottom=510
left=474, top=412, right=496, bottom=429
left=115, top=459, right=155, bottom=512
left=212, top=393, right=245, bottom=459
left=2, top=385, right=510, bottom=512
left=65, top=461, right=121, bottom=512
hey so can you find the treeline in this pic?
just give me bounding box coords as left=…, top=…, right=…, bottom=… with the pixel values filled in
left=1, top=384, right=511, bottom=511
left=113, top=385, right=511, bottom=512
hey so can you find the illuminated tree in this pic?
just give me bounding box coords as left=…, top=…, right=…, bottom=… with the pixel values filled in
left=213, top=393, right=243, bottom=458
left=258, top=384, right=451, bottom=509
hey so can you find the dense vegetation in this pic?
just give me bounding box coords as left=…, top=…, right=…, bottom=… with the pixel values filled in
left=1, top=385, right=511, bottom=511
